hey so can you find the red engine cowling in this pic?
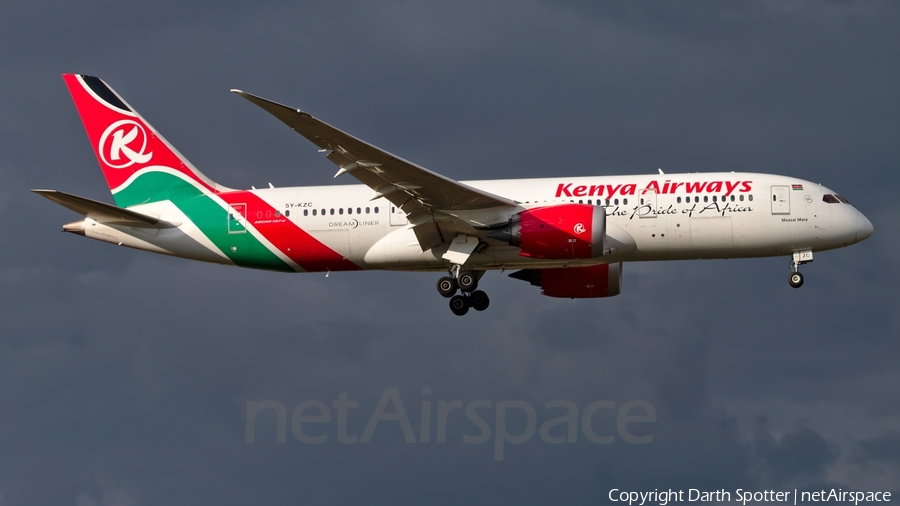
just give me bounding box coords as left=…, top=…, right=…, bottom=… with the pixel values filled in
left=509, top=263, right=622, bottom=298
left=489, top=204, right=606, bottom=259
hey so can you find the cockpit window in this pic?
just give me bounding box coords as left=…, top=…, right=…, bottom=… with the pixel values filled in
left=823, top=194, right=852, bottom=205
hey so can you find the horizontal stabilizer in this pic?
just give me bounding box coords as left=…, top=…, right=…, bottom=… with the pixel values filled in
left=32, top=189, right=171, bottom=228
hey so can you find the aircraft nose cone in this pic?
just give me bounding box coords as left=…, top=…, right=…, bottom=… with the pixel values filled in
left=856, top=210, right=874, bottom=242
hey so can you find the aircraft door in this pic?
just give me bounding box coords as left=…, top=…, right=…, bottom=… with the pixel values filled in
left=771, top=186, right=790, bottom=215
left=640, top=189, right=657, bottom=219
left=228, top=203, right=247, bottom=233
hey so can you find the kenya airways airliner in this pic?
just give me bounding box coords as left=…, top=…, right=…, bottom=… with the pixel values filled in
left=36, top=75, right=874, bottom=315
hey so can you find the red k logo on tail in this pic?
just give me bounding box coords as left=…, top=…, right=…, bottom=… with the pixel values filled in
left=63, top=74, right=224, bottom=202
left=99, top=120, right=153, bottom=168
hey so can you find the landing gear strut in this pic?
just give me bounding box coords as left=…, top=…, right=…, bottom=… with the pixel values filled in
left=789, top=250, right=813, bottom=289
left=437, top=268, right=489, bottom=315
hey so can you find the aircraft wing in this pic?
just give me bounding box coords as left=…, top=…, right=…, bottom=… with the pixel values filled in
left=231, top=91, right=519, bottom=224
left=32, top=189, right=168, bottom=228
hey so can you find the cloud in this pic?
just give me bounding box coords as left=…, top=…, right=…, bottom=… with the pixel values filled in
left=0, top=1, right=897, bottom=504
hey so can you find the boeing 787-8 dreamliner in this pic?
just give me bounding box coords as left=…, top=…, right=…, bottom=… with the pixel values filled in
left=35, top=75, right=874, bottom=315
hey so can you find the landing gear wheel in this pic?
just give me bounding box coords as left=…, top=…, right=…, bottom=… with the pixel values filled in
left=470, top=290, right=490, bottom=311
left=457, top=271, right=478, bottom=292
left=449, top=295, right=470, bottom=316
left=789, top=272, right=804, bottom=288
left=437, top=276, right=458, bottom=298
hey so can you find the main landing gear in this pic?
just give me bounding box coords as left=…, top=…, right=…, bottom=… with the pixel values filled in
left=789, top=249, right=813, bottom=289
left=437, top=268, right=489, bottom=316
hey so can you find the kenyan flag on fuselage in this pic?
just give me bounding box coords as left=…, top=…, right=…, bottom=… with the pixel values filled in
left=62, top=74, right=358, bottom=273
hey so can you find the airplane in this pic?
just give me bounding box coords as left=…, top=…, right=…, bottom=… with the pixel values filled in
left=35, top=74, right=874, bottom=315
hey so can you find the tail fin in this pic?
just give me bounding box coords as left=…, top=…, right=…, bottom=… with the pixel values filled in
left=62, top=74, right=231, bottom=207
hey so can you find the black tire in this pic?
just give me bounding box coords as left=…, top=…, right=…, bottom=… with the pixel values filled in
left=470, top=290, right=490, bottom=311
left=457, top=271, right=478, bottom=292
left=437, top=276, right=458, bottom=298
left=449, top=295, right=469, bottom=316
left=789, top=272, right=804, bottom=288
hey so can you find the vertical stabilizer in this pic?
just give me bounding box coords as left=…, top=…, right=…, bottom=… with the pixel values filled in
left=62, top=74, right=231, bottom=207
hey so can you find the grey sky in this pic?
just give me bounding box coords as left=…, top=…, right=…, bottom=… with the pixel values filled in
left=1, top=1, right=898, bottom=504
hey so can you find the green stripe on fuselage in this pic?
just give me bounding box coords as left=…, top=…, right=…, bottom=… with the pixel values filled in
left=114, top=171, right=293, bottom=272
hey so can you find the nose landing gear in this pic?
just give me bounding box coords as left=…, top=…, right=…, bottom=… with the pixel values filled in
left=789, top=249, right=813, bottom=289
left=437, top=268, right=489, bottom=315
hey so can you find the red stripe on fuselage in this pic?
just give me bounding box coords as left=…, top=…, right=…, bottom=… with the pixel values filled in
left=218, top=191, right=361, bottom=272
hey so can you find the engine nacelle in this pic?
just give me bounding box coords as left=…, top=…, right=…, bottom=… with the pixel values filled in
left=509, top=263, right=622, bottom=298
left=488, top=204, right=605, bottom=259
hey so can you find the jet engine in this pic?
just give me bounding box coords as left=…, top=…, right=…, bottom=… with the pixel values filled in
left=487, top=204, right=605, bottom=259
left=509, top=263, right=622, bottom=298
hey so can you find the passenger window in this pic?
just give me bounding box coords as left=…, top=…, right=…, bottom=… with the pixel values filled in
left=374, top=207, right=379, bottom=214
left=739, top=195, right=744, bottom=202
left=365, top=207, right=370, bottom=214
left=703, top=196, right=708, bottom=203
left=286, top=210, right=291, bottom=217
left=330, top=209, right=334, bottom=215
left=713, top=196, right=717, bottom=202
left=312, top=209, right=317, bottom=216
left=748, top=195, right=753, bottom=202
left=677, top=197, right=681, bottom=203
left=357, top=207, right=361, bottom=214
left=624, top=199, right=628, bottom=205
left=339, top=208, right=343, bottom=215
left=347, top=208, right=352, bottom=215
left=614, top=199, right=619, bottom=205
left=302, top=210, right=307, bottom=216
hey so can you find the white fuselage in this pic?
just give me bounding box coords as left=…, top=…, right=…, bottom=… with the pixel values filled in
left=110, top=172, right=866, bottom=273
